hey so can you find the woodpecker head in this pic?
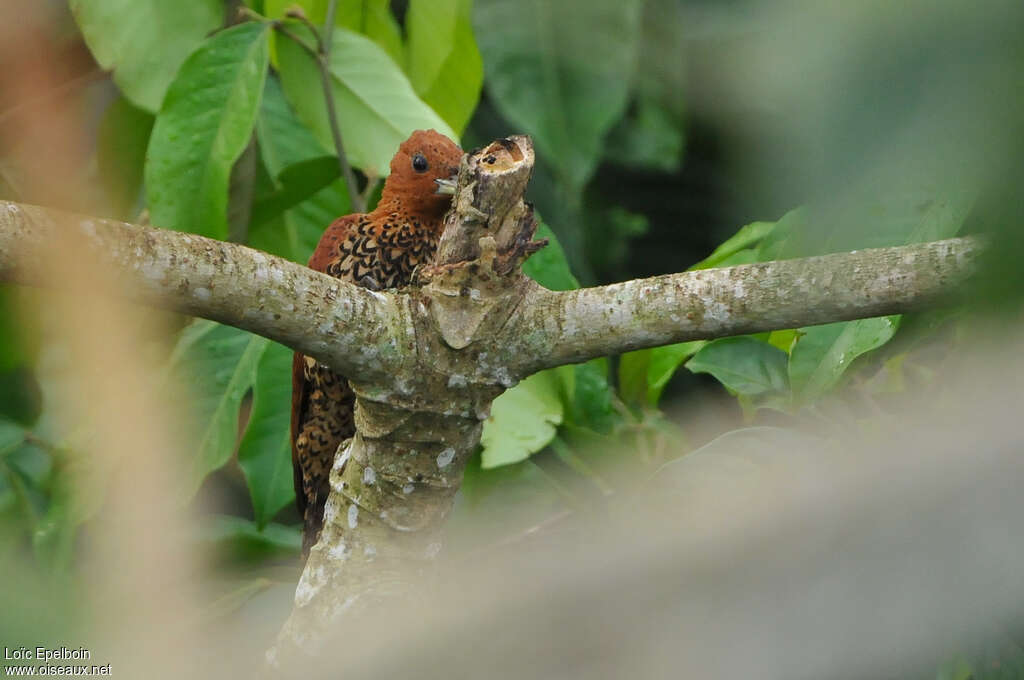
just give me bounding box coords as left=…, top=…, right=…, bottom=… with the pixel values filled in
left=378, top=129, right=462, bottom=220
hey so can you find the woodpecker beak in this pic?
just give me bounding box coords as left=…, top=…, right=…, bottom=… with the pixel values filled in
left=434, top=176, right=457, bottom=195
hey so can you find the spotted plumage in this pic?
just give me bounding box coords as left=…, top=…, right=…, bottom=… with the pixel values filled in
left=291, top=129, right=463, bottom=555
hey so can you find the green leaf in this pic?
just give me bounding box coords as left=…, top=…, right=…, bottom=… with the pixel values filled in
left=255, top=74, right=333, bottom=176
left=767, top=329, right=800, bottom=355
left=96, top=96, right=154, bottom=220
left=474, top=0, right=643, bottom=190
left=405, top=0, right=483, bottom=133
left=604, top=95, right=684, bottom=173
left=250, top=156, right=341, bottom=227
left=0, top=420, right=25, bottom=454
left=237, top=342, right=295, bottom=527
left=686, top=337, right=789, bottom=397
left=789, top=317, right=900, bottom=403
left=646, top=341, right=706, bottom=404
left=765, top=186, right=968, bottom=404
left=70, top=0, right=223, bottom=112
left=276, top=22, right=456, bottom=176
left=250, top=179, right=346, bottom=263
left=617, top=350, right=649, bottom=407
left=146, top=22, right=271, bottom=239
left=767, top=182, right=972, bottom=260
left=522, top=220, right=579, bottom=291
left=251, top=73, right=347, bottom=263
left=617, top=217, right=781, bottom=407
left=481, top=370, right=564, bottom=469
left=755, top=207, right=807, bottom=261
left=356, top=1, right=405, bottom=65
left=565, top=361, right=616, bottom=434
left=692, top=221, right=776, bottom=270
left=197, top=515, right=301, bottom=561
left=169, top=321, right=268, bottom=498
left=265, top=0, right=404, bottom=64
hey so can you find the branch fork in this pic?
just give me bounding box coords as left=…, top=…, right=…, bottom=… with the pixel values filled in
left=0, top=133, right=983, bottom=664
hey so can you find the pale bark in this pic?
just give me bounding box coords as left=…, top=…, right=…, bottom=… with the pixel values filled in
left=508, top=237, right=980, bottom=375
left=0, top=201, right=405, bottom=384
left=0, top=135, right=984, bottom=662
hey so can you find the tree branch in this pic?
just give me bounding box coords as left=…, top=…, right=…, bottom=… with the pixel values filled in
left=0, top=200, right=406, bottom=384
left=0, top=136, right=986, bottom=662
left=507, top=237, right=982, bottom=375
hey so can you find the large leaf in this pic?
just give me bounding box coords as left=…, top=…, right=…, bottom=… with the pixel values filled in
left=685, top=337, right=789, bottom=397
left=521, top=221, right=579, bottom=291
left=601, top=0, right=687, bottom=173
left=692, top=221, right=776, bottom=270
left=481, top=370, right=564, bottom=469
left=96, top=96, right=154, bottom=220
left=264, top=0, right=404, bottom=64
left=250, top=156, right=341, bottom=228
left=251, top=73, right=348, bottom=263
left=237, top=342, right=295, bottom=527
left=146, top=22, right=271, bottom=239
left=250, top=180, right=347, bottom=264
left=789, top=317, right=900, bottom=403
left=198, top=514, right=301, bottom=560
left=618, top=218, right=780, bottom=407
left=603, top=95, right=684, bottom=173
left=70, top=0, right=223, bottom=112
left=255, top=74, right=332, bottom=176
left=776, top=187, right=968, bottom=400
left=619, top=341, right=706, bottom=407
left=764, top=184, right=972, bottom=260
left=170, top=321, right=268, bottom=498
left=474, top=0, right=643, bottom=190
left=406, top=0, right=483, bottom=133
left=276, top=23, right=456, bottom=176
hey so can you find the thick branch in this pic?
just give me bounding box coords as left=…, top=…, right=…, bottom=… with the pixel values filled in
left=506, top=237, right=982, bottom=375
left=0, top=200, right=407, bottom=383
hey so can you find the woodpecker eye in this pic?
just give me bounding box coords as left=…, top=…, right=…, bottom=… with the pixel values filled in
left=411, top=153, right=429, bottom=173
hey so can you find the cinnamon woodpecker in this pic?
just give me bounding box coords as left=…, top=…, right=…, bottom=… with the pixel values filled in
left=291, top=129, right=463, bottom=555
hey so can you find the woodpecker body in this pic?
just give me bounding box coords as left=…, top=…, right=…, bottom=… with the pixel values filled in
left=291, top=130, right=462, bottom=555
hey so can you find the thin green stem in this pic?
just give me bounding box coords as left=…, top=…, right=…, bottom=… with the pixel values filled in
left=273, top=22, right=318, bottom=59
left=270, top=10, right=365, bottom=212
left=302, top=0, right=365, bottom=213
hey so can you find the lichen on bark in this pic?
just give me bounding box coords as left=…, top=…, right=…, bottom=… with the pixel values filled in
left=0, top=136, right=983, bottom=663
